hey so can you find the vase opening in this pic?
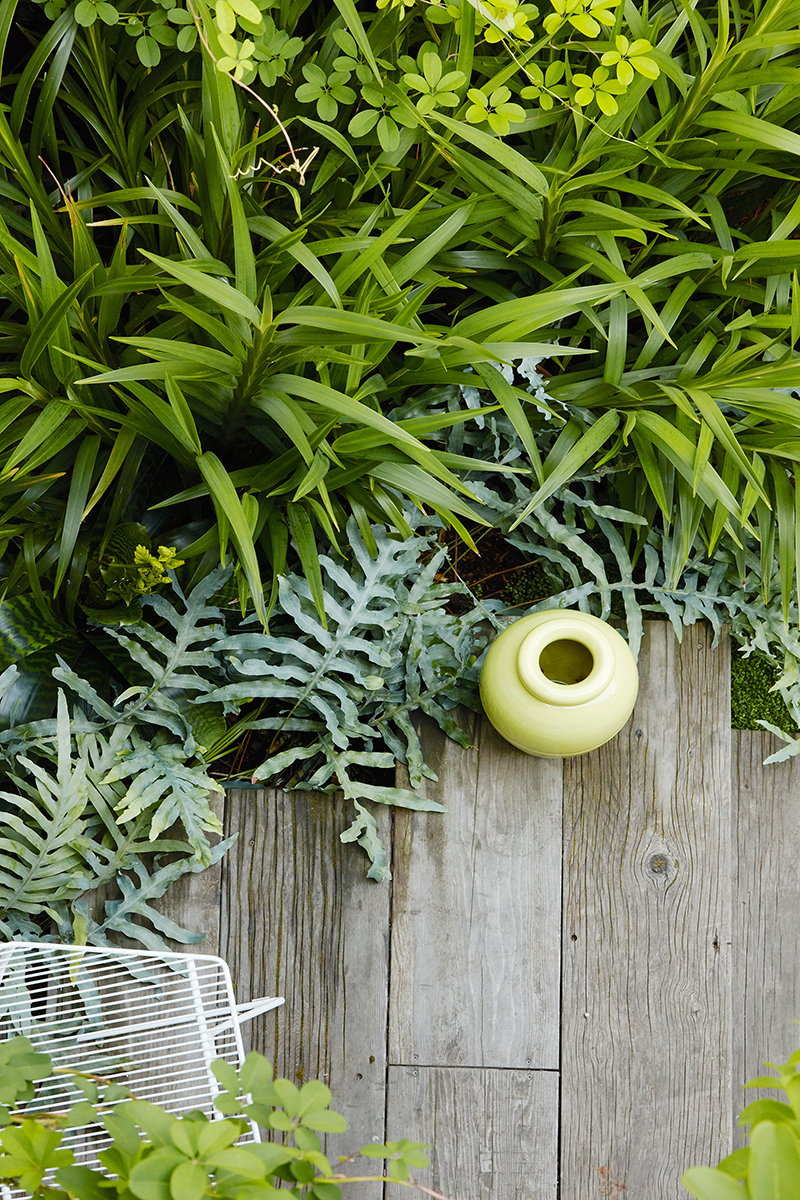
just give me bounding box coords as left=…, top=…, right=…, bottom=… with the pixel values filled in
left=538, top=639, right=594, bottom=686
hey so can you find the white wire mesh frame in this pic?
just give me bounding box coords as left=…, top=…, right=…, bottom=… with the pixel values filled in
left=0, top=942, right=284, bottom=1192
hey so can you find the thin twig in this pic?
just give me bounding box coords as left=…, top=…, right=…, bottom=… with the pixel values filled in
left=230, top=146, right=319, bottom=180
left=50, top=1067, right=136, bottom=1092
left=5, top=1111, right=70, bottom=1127
left=413, top=1183, right=463, bottom=1200
left=186, top=3, right=315, bottom=184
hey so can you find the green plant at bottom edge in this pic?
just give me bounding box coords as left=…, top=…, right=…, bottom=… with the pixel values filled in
left=682, top=1047, right=800, bottom=1199
left=0, top=1036, right=441, bottom=1200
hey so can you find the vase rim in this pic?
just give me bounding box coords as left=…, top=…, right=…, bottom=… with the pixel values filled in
left=516, top=619, right=615, bottom=706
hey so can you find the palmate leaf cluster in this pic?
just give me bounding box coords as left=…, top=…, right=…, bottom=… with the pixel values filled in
left=683, top=1046, right=800, bottom=1199
left=0, top=1038, right=430, bottom=1200
left=0, top=2, right=547, bottom=636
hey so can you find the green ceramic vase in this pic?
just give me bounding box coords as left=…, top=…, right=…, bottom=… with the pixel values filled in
left=479, top=609, right=639, bottom=758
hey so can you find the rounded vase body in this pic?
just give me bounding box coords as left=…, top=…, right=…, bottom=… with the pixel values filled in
left=479, top=609, right=639, bottom=758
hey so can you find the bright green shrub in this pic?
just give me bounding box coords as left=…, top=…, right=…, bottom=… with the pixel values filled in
left=0, top=1036, right=431, bottom=1199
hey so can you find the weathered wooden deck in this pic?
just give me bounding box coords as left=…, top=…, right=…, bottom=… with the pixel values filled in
left=164, top=620, right=800, bottom=1199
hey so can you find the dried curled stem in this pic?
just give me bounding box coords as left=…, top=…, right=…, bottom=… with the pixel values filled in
left=187, top=3, right=317, bottom=185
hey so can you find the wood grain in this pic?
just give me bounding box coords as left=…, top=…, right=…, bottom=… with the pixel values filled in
left=219, top=786, right=391, bottom=1197
left=389, top=712, right=563, bottom=1069
left=560, top=622, right=733, bottom=1197
left=733, top=730, right=800, bottom=1137
left=158, top=791, right=225, bottom=956
left=386, top=1065, right=559, bottom=1200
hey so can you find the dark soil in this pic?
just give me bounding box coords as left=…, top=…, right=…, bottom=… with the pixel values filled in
left=434, top=526, right=554, bottom=614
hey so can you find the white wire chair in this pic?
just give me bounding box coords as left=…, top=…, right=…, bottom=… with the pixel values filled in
left=0, top=941, right=283, bottom=1192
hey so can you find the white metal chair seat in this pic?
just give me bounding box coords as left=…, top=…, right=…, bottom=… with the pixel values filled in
left=0, top=941, right=283, bottom=1186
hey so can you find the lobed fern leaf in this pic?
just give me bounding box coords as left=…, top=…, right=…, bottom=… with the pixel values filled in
left=442, top=372, right=800, bottom=765
left=100, top=732, right=224, bottom=864
left=0, top=688, right=229, bottom=946
left=52, top=569, right=228, bottom=753
left=74, top=840, right=234, bottom=952
left=5, top=367, right=798, bottom=904
left=340, top=801, right=390, bottom=883
left=0, top=694, right=90, bottom=926
left=200, top=518, right=498, bottom=878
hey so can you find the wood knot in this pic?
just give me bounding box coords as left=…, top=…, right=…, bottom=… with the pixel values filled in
left=646, top=851, right=671, bottom=877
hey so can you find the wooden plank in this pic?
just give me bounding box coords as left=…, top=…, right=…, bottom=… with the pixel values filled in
left=733, top=730, right=800, bottom=1136
left=158, top=791, right=225, bottom=956
left=220, top=786, right=391, bottom=1198
left=386, top=1065, right=559, bottom=1200
left=560, top=621, right=733, bottom=1197
left=389, top=712, right=563, bottom=1070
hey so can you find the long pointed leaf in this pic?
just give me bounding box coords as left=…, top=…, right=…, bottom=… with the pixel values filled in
left=197, top=452, right=266, bottom=627
left=20, top=268, right=96, bottom=380
left=140, top=251, right=260, bottom=325
left=433, top=114, right=547, bottom=195
left=511, top=411, right=620, bottom=527
left=54, top=435, right=100, bottom=596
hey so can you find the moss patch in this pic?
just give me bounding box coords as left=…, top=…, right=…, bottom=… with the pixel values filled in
left=502, top=560, right=553, bottom=607
left=731, top=652, right=795, bottom=732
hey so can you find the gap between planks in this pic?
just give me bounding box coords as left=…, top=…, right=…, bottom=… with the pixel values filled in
left=388, top=1064, right=561, bottom=1071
